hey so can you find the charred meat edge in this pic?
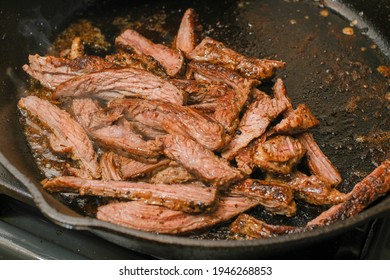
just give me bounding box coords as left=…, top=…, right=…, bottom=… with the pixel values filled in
left=43, top=176, right=218, bottom=214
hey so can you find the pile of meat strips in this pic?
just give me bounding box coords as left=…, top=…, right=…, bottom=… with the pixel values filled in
left=19, top=9, right=389, bottom=238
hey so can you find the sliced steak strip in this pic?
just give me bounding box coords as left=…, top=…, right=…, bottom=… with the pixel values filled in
left=222, top=91, right=288, bottom=160
left=96, top=194, right=259, bottom=234
left=298, top=133, right=343, bottom=186
left=170, top=79, right=227, bottom=105
left=43, top=176, right=218, bottom=213
left=175, top=8, right=202, bottom=57
left=71, top=99, right=162, bottom=161
left=23, top=54, right=114, bottom=90
left=188, top=61, right=257, bottom=94
left=109, top=98, right=226, bottom=151
left=163, top=135, right=243, bottom=189
left=269, top=104, right=320, bottom=135
left=267, top=172, right=347, bottom=205
left=308, top=160, right=390, bottom=227
left=273, top=78, right=342, bottom=186
left=92, top=119, right=163, bottom=161
left=235, top=136, right=266, bottom=175
left=230, top=214, right=298, bottom=240
left=100, top=152, right=171, bottom=181
left=71, top=98, right=122, bottom=130
left=213, top=86, right=246, bottom=133
left=100, top=152, right=123, bottom=181
left=18, top=96, right=100, bottom=179
left=54, top=68, right=185, bottom=105
left=188, top=37, right=285, bottom=79
left=253, top=135, right=306, bottom=174
left=229, top=179, right=297, bottom=216
left=115, top=29, right=184, bottom=77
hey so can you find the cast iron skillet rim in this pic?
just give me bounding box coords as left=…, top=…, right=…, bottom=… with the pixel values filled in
left=2, top=153, right=389, bottom=248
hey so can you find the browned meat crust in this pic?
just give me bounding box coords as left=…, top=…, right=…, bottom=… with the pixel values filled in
left=54, top=68, right=185, bottom=105
left=229, top=179, right=297, bottom=216
left=266, top=172, right=347, bottom=205
left=22, top=54, right=114, bottom=89
left=18, top=96, right=100, bottom=179
left=96, top=194, right=259, bottom=234
left=188, top=37, right=285, bottom=79
left=163, top=135, right=243, bottom=189
left=43, top=176, right=218, bottom=213
left=230, top=214, right=298, bottom=240
left=253, top=135, right=306, bottom=174
left=115, top=29, right=184, bottom=77
left=269, top=103, right=320, bottom=135
left=109, top=98, right=226, bottom=151
left=308, top=160, right=390, bottom=227
left=175, top=8, right=202, bottom=57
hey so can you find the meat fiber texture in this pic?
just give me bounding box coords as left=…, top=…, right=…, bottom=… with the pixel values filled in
left=18, top=7, right=387, bottom=237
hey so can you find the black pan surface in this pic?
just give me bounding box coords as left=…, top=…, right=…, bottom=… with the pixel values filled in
left=0, top=0, right=389, bottom=259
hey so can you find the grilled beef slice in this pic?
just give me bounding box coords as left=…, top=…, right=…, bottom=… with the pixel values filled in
left=43, top=176, right=218, bottom=213
left=230, top=214, right=298, bottom=240
left=273, top=78, right=342, bottom=186
left=308, top=160, right=390, bottom=227
left=23, top=54, right=114, bottom=90
left=189, top=61, right=257, bottom=94
left=229, top=179, right=297, bottom=216
left=54, top=68, right=185, bottom=105
left=175, top=8, right=202, bottom=57
left=269, top=104, right=320, bottom=135
left=266, top=172, right=347, bottom=205
left=71, top=99, right=162, bottom=161
left=109, top=98, right=226, bottom=151
left=115, top=29, right=184, bottom=77
left=298, top=133, right=343, bottom=186
left=96, top=194, right=259, bottom=234
left=222, top=92, right=288, bottom=160
left=100, top=152, right=171, bottom=181
left=170, top=79, right=227, bottom=105
left=253, top=135, right=306, bottom=174
left=18, top=96, right=100, bottom=179
left=163, top=135, right=243, bottom=189
left=188, top=37, right=285, bottom=80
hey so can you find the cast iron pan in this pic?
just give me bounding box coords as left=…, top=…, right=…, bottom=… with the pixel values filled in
left=0, top=0, right=389, bottom=259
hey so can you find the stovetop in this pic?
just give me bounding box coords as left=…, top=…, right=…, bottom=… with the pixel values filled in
left=1, top=162, right=390, bottom=260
